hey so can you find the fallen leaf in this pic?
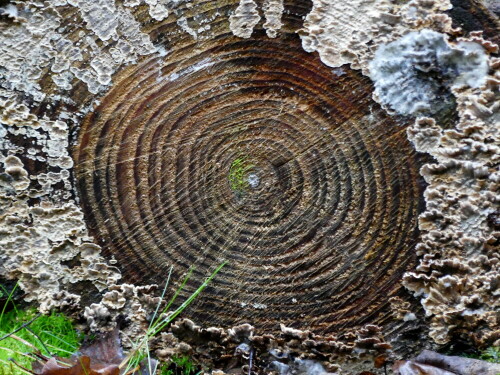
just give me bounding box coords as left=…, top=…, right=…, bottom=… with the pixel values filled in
left=31, top=329, right=158, bottom=375
left=393, top=360, right=455, bottom=375
left=79, top=328, right=124, bottom=365
left=35, top=356, right=119, bottom=375
left=393, top=350, right=500, bottom=375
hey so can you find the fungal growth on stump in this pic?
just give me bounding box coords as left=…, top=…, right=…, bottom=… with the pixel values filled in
left=0, top=0, right=498, bottom=373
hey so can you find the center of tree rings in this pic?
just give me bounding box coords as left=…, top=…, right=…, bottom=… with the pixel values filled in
left=74, top=31, right=425, bottom=334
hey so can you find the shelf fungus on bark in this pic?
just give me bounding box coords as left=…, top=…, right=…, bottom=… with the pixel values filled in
left=151, top=318, right=393, bottom=374
left=369, top=29, right=489, bottom=116
left=402, top=56, right=500, bottom=347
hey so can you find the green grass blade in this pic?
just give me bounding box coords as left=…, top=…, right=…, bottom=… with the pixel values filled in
left=161, top=267, right=194, bottom=318
left=0, top=282, right=19, bottom=325
left=40, top=331, right=77, bottom=351
left=45, top=344, right=74, bottom=356
left=150, top=265, right=174, bottom=330
left=0, top=345, right=38, bottom=360
left=122, top=262, right=226, bottom=373
left=152, top=262, right=226, bottom=335
left=0, top=358, right=33, bottom=375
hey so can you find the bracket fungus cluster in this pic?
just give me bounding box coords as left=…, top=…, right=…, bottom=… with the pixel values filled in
left=0, top=0, right=499, bottom=373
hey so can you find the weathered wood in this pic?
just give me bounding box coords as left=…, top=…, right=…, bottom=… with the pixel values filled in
left=74, top=16, right=425, bottom=335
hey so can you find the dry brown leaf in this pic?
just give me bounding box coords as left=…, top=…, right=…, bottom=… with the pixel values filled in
left=393, top=360, right=456, bottom=375
left=79, top=328, right=124, bottom=365
left=393, top=350, right=500, bottom=375
left=35, top=356, right=119, bottom=375
left=31, top=329, right=123, bottom=374
left=30, top=329, right=157, bottom=375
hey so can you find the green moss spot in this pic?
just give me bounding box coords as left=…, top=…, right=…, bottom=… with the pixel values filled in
left=160, top=355, right=199, bottom=375
left=228, top=157, right=254, bottom=193
left=480, top=346, right=500, bottom=363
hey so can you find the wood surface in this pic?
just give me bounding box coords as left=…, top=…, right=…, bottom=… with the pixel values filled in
left=73, top=0, right=426, bottom=334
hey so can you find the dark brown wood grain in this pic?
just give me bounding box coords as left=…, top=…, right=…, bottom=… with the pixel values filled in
left=449, top=0, right=500, bottom=46
left=73, top=0, right=427, bottom=336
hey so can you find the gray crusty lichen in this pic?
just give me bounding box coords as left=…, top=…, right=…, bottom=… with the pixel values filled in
left=367, top=20, right=499, bottom=348
left=152, top=319, right=392, bottom=375
left=361, top=25, right=498, bottom=347
left=229, top=0, right=284, bottom=39
left=299, top=0, right=456, bottom=73
left=229, top=0, right=261, bottom=38
left=0, top=0, right=158, bottom=99
left=369, top=29, right=489, bottom=116
left=0, top=93, right=121, bottom=312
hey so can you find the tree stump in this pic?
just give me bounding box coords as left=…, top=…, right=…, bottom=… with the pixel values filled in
left=0, top=0, right=498, bottom=372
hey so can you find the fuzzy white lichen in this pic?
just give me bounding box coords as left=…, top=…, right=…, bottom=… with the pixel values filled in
left=0, top=5, right=78, bottom=101
left=369, top=29, right=489, bottom=116
left=262, top=0, right=284, bottom=38
left=177, top=16, right=198, bottom=39
left=229, top=0, right=260, bottom=38
left=123, top=0, right=172, bottom=21
left=0, top=1, right=158, bottom=98
left=70, top=0, right=120, bottom=41
left=68, top=1, right=158, bottom=93
left=299, top=0, right=456, bottom=73
left=145, top=0, right=170, bottom=21
left=0, top=4, right=19, bottom=20
left=299, top=0, right=392, bottom=69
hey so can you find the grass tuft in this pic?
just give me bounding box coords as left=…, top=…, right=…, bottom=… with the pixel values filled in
left=160, top=355, right=199, bottom=375
left=480, top=346, right=500, bottom=364
left=0, top=284, right=82, bottom=375
left=120, top=262, right=226, bottom=374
